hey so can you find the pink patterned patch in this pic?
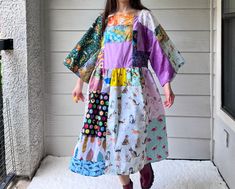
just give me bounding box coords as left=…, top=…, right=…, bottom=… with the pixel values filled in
left=152, top=146, right=157, bottom=150
left=151, top=127, right=157, bottom=131
left=157, top=154, right=162, bottom=159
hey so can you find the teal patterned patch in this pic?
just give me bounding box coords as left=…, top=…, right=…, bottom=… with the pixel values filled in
left=63, top=15, right=103, bottom=83
left=145, top=117, right=169, bottom=162
left=104, top=25, right=133, bottom=44
left=69, top=157, right=105, bottom=177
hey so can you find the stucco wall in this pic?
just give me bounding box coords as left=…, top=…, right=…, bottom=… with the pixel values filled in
left=0, top=0, right=44, bottom=178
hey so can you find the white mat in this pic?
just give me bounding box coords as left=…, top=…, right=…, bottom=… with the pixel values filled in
left=27, top=155, right=228, bottom=189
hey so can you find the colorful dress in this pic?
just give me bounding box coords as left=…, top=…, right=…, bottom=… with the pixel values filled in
left=63, top=9, right=185, bottom=177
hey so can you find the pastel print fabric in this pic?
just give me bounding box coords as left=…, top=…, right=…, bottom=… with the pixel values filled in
left=66, top=9, right=185, bottom=177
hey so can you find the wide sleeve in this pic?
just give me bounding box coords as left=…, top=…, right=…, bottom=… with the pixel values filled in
left=144, top=11, right=185, bottom=87
left=63, top=14, right=103, bottom=83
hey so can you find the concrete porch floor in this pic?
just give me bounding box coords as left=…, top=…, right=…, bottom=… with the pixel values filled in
left=24, top=155, right=229, bottom=189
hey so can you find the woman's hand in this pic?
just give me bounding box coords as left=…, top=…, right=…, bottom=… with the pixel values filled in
left=163, top=82, right=175, bottom=108
left=72, top=78, right=85, bottom=103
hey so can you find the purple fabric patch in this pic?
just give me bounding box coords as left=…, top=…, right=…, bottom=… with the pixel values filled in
left=132, top=30, right=149, bottom=67
left=149, top=38, right=175, bottom=86
left=135, top=22, right=152, bottom=52
left=133, top=15, right=139, bottom=30
left=101, top=15, right=175, bottom=86
left=137, top=22, right=175, bottom=86
left=103, top=41, right=133, bottom=68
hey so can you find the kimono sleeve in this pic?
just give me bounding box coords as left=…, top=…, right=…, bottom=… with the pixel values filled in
left=145, top=11, right=185, bottom=87
left=63, top=14, right=103, bottom=83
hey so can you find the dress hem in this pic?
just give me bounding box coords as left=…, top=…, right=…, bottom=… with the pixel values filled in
left=69, top=153, right=169, bottom=177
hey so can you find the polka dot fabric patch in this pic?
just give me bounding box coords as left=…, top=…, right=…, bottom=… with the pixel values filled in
left=82, top=91, right=109, bottom=138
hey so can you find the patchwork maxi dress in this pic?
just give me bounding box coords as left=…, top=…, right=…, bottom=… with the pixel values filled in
left=63, top=9, right=185, bottom=177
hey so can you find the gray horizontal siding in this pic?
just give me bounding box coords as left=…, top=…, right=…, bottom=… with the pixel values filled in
left=45, top=95, right=210, bottom=117
left=45, top=136, right=210, bottom=159
left=49, top=9, right=210, bottom=31
left=48, top=52, right=210, bottom=74
left=45, top=73, right=210, bottom=95
left=44, top=0, right=211, bottom=159
left=47, top=0, right=210, bottom=9
left=49, top=31, right=210, bottom=52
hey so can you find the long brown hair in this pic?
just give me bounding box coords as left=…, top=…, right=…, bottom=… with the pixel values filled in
left=101, top=0, right=150, bottom=35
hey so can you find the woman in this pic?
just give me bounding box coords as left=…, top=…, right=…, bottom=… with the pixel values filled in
left=63, top=0, right=185, bottom=188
